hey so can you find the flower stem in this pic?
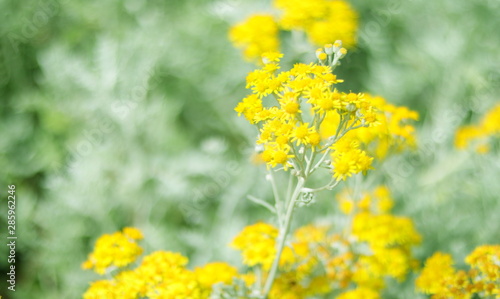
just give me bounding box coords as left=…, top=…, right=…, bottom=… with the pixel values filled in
left=262, top=176, right=305, bottom=297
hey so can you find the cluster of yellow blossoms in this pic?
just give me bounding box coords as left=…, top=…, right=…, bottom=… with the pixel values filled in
left=235, top=48, right=418, bottom=180
left=82, top=227, right=144, bottom=275
left=82, top=229, right=238, bottom=299
left=229, top=0, right=358, bottom=61
left=324, top=95, right=419, bottom=160
left=455, top=103, right=500, bottom=153
left=416, top=245, right=500, bottom=298
left=275, top=0, right=358, bottom=47
left=226, top=185, right=421, bottom=299
left=83, top=184, right=422, bottom=299
left=230, top=222, right=295, bottom=271
left=229, top=15, right=280, bottom=62
left=332, top=185, right=421, bottom=297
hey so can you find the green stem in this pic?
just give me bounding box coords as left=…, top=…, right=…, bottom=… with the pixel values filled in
left=247, top=195, right=277, bottom=215
left=262, top=176, right=305, bottom=297
left=289, top=145, right=305, bottom=172
left=268, top=170, right=282, bottom=222
left=305, top=178, right=340, bottom=193
left=310, top=148, right=331, bottom=174
left=305, top=150, right=316, bottom=176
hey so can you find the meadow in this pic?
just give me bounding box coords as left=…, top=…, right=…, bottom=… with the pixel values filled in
left=1, top=0, right=499, bottom=298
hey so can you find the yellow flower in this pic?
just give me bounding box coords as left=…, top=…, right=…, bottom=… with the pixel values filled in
left=229, top=14, right=279, bottom=62
left=136, top=251, right=206, bottom=299
left=262, top=144, right=295, bottom=169
left=273, top=0, right=358, bottom=47
left=332, top=153, right=358, bottom=180
left=332, top=94, right=419, bottom=160
left=230, top=222, right=279, bottom=269
left=194, top=262, right=239, bottom=289
left=291, top=123, right=312, bottom=145
left=82, top=228, right=143, bottom=275
left=331, top=148, right=373, bottom=181
left=234, top=94, right=263, bottom=124
left=352, top=213, right=421, bottom=249
left=416, top=252, right=458, bottom=295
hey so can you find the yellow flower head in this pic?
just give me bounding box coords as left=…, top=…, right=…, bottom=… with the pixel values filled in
left=273, top=0, right=358, bottom=47
left=236, top=50, right=382, bottom=175
left=231, top=222, right=295, bottom=270
left=194, top=262, right=239, bottom=288
left=82, top=227, right=144, bottom=275
left=229, top=14, right=280, bottom=62
left=416, top=252, right=458, bottom=295
left=230, top=222, right=279, bottom=269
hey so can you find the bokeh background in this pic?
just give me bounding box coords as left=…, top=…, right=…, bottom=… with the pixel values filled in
left=1, top=0, right=500, bottom=298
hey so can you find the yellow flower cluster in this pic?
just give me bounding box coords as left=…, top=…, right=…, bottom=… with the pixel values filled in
left=83, top=205, right=421, bottom=299
left=229, top=15, right=280, bottom=62
left=82, top=228, right=238, bottom=299
left=230, top=221, right=294, bottom=271
left=324, top=95, right=419, bottom=160
left=229, top=0, right=358, bottom=61
left=274, top=0, right=358, bottom=47
left=455, top=103, right=500, bottom=153
left=81, top=227, right=144, bottom=275
left=320, top=94, right=419, bottom=176
left=330, top=186, right=421, bottom=296
left=226, top=186, right=421, bottom=298
left=231, top=224, right=328, bottom=298
left=416, top=245, right=500, bottom=298
left=235, top=48, right=380, bottom=179
left=329, top=136, right=374, bottom=180
left=194, top=262, right=239, bottom=289
left=229, top=223, right=331, bottom=298
left=350, top=213, right=421, bottom=285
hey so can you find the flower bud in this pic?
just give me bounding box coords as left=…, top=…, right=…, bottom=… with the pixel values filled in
left=324, top=44, right=334, bottom=55
left=346, top=103, right=357, bottom=112
left=338, top=48, right=347, bottom=59
left=315, top=48, right=325, bottom=60
left=333, top=40, right=342, bottom=51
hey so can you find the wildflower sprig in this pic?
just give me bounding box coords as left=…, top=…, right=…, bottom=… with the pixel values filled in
left=234, top=44, right=384, bottom=297
left=236, top=43, right=375, bottom=180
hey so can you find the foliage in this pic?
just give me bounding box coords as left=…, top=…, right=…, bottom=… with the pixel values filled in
left=1, top=0, right=500, bottom=298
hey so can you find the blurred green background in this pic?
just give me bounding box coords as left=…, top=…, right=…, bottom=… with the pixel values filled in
left=1, top=0, right=499, bottom=298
